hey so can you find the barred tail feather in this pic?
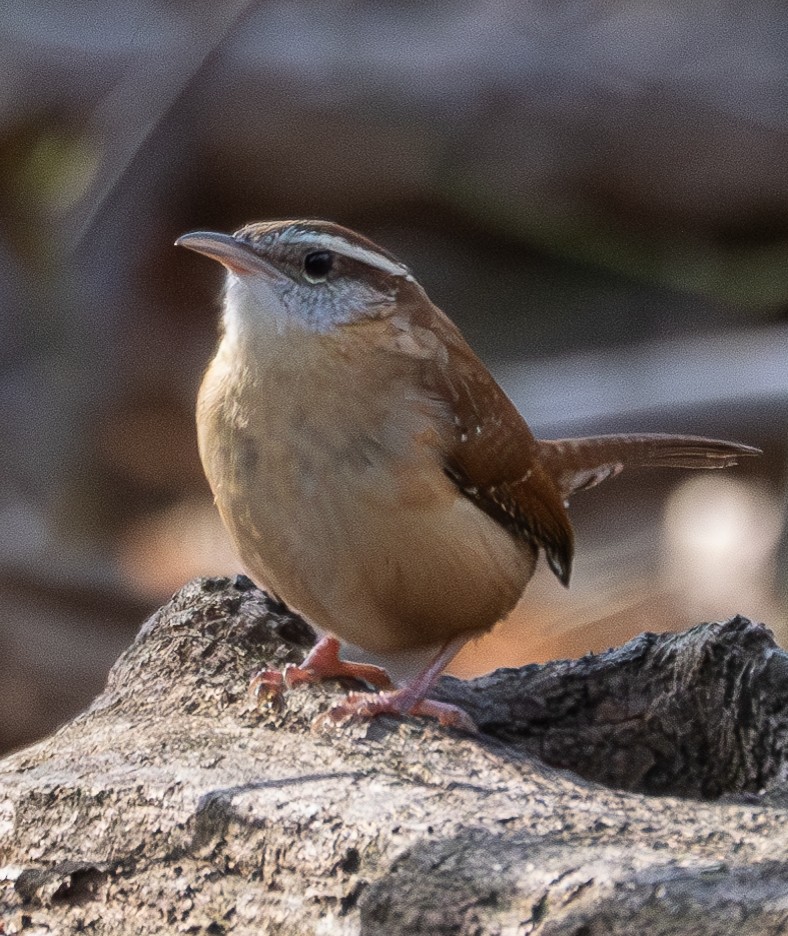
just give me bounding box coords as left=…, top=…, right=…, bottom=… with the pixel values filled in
left=537, top=434, right=761, bottom=499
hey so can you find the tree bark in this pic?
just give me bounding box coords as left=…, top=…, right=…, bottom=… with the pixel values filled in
left=1, top=576, right=787, bottom=935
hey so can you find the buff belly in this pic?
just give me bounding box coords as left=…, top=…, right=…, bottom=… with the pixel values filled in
left=198, top=335, right=536, bottom=655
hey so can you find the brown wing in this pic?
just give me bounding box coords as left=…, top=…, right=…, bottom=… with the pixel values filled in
left=399, top=297, right=575, bottom=585
left=371, top=285, right=760, bottom=588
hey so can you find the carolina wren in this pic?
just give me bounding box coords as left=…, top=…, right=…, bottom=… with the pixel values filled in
left=177, top=220, right=760, bottom=732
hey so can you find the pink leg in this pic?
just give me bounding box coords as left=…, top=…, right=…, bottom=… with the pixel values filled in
left=317, top=637, right=477, bottom=733
left=284, top=635, right=394, bottom=690
left=249, top=635, right=394, bottom=709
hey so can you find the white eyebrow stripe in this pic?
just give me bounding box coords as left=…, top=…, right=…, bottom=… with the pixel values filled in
left=288, top=230, right=414, bottom=280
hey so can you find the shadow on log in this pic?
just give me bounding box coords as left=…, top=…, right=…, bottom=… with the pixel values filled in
left=1, top=577, right=787, bottom=934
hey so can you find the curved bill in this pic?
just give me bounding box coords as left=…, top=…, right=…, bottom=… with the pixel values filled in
left=175, top=231, right=274, bottom=276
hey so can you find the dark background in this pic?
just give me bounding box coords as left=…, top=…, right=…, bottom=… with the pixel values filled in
left=1, top=1, right=786, bottom=753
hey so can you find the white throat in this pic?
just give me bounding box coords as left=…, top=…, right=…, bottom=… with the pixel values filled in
left=222, top=271, right=294, bottom=348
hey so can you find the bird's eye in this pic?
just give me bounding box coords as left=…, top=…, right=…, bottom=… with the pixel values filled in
left=303, top=250, right=333, bottom=283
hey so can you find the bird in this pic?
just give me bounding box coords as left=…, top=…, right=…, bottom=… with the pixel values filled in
left=176, top=219, right=761, bottom=732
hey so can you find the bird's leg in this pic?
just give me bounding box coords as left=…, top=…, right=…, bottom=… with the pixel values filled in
left=283, top=635, right=395, bottom=689
left=249, top=635, right=395, bottom=709
left=317, top=637, right=477, bottom=733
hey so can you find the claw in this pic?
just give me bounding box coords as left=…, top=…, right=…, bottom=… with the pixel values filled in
left=248, top=669, right=285, bottom=712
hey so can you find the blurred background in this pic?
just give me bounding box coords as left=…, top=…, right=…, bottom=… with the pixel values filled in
left=1, top=1, right=786, bottom=753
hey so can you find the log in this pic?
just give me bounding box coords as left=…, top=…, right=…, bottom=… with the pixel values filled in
left=1, top=576, right=787, bottom=934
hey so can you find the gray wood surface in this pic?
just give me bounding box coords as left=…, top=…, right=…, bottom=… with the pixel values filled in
left=1, top=577, right=787, bottom=933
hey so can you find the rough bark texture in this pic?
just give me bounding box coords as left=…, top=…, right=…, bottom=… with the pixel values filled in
left=1, top=576, right=788, bottom=935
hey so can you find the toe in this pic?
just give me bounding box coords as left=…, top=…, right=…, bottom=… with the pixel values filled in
left=249, top=669, right=286, bottom=711
left=313, top=690, right=477, bottom=733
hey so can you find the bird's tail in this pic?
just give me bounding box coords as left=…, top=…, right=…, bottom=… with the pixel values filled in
left=537, top=434, right=761, bottom=499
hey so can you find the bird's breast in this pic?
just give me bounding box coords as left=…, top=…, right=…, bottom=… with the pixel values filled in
left=197, top=327, right=534, bottom=652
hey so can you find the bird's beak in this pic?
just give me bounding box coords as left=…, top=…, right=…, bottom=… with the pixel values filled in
left=175, top=231, right=273, bottom=277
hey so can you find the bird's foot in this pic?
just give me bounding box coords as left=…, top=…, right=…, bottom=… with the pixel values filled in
left=315, top=689, right=478, bottom=734
left=249, top=635, right=395, bottom=712
left=283, top=635, right=394, bottom=690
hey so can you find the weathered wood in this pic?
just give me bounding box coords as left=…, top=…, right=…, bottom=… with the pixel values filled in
left=1, top=576, right=787, bottom=935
